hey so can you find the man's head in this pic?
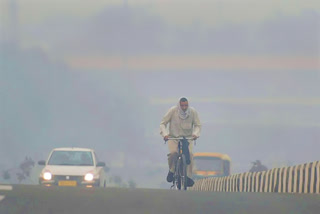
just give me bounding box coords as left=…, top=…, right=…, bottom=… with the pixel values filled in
left=256, top=160, right=261, bottom=166
left=179, top=97, right=189, bottom=112
left=252, top=160, right=261, bottom=166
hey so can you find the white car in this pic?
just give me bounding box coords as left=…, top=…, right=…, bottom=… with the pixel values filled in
left=38, top=147, right=106, bottom=187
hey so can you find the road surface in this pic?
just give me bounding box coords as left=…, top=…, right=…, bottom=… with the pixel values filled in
left=0, top=184, right=319, bottom=214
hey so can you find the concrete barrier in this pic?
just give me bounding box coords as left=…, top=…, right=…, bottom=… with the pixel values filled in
left=190, top=160, right=320, bottom=194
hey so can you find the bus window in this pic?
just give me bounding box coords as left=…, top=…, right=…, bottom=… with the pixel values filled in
left=194, top=157, right=223, bottom=172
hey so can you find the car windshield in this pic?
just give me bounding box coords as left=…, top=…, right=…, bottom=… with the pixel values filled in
left=48, top=151, right=94, bottom=166
left=194, top=156, right=223, bottom=171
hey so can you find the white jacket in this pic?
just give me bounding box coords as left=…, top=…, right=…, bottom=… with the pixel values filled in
left=160, top=106, right=201, bottom=138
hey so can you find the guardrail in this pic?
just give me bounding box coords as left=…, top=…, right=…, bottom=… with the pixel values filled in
left=190, top=160, right=320, bottom=194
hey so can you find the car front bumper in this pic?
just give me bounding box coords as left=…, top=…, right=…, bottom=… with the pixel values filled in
left=39, top=176, right=100, bottom=187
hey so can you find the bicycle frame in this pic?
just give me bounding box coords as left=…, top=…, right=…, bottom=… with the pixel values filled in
left=167, top=137, right=194, bottom=190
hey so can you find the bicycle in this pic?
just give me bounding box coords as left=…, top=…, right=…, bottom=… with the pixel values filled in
left=165, top=137, right=195, bottom=190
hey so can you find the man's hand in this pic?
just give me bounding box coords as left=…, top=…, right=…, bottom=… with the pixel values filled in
left=192, top=135, right=199, bottom=140
left=164, top=135, right=169, bottom=141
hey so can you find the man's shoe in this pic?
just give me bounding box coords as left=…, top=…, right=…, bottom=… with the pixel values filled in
left=167, top=171, right=174, bottom=182
left=187, top=177, right=194, bottom=187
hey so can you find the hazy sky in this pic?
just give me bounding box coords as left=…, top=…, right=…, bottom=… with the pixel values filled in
left=3, top=0, right=320, bottom=25
left=1, top=0, right=319, bottom=57
left=1, top=0, right=319, bottom=187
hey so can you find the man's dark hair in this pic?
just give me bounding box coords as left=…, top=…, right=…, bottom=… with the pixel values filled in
left=180, top=97, right=188, bottom=102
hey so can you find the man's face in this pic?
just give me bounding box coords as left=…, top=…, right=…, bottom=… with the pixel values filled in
left=180, top=101, right=189, bottom=112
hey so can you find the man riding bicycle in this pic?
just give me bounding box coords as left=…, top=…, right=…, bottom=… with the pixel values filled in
left=160, top=97, right=201, bottom=187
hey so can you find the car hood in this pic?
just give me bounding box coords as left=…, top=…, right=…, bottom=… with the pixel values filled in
left=41, top=165, right=96, bottom=176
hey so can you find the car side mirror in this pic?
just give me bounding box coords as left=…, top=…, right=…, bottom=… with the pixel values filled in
left=96, top=162, right=106, bottom=167
left=38, top=160, right=46, bottom=166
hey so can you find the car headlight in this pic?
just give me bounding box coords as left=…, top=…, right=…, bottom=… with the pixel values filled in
left=84, top=173, right=94, bottom=181
left=43, top=172, right=52, bottom=180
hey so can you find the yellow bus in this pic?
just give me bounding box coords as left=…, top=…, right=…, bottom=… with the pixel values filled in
left=192, top=152, right=231, bottom=180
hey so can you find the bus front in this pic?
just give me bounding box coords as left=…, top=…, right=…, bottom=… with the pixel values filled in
left=192, top=153, right=231, bottom=180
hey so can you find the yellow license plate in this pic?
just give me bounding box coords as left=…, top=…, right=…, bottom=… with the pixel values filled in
left=58, top=180, right=77, bottom=186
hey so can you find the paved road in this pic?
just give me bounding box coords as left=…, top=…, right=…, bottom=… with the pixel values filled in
left=0, top=184, right=319, bottom=214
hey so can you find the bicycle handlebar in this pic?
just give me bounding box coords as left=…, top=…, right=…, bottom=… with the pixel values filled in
left=164, top=137, right=197, bottom=145
left=167, top=137, right=194, bottom=140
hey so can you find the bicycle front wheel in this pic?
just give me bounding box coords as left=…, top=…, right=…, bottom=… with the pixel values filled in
left=180, top=154, right=188, bottom=190
left=174, top=157, right=182, bottom=190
